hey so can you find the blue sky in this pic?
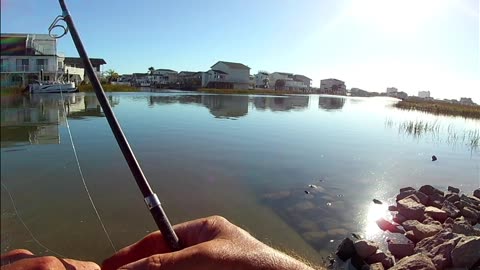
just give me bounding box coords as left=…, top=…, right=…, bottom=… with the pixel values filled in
left=1, top=0, right=479, bottom=101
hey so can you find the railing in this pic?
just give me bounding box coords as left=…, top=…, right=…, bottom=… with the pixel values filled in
left=9, top=64, right=59, bottom=73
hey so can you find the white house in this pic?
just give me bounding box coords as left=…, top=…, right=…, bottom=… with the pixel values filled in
left=319, top=78, right=347, bottom=95
left=418, top=91, right=430, bottom=98
left=268, top=72, right=311, bottom=91
left=201, top=61, right=250, bottom=89
left=1, top=33, right=63, bottom=87
left=150, top=69, right=178, bottom=86
left=63, top=57, right=106, bottom=84
left=386, top=87, right=398, bottom=94
left=254, top=71, right=270, bottom=88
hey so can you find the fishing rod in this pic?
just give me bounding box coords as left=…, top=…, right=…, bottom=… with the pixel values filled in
left=49, top=0, right=181, bottom=251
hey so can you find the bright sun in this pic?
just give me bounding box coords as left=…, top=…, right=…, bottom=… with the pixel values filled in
left=347, top=0, right=449, bottom=34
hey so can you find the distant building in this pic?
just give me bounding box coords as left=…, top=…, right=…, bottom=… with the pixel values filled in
left=386, top=87, right=398, bottom=94
left=254, top=71, right=270, bottom=88
left=201, top=61, right=250, bottom=89
left=177, top=71, right=202, bottom=89
left=150, top=69, right=178, bottom=86
left=418, top=91, right=430, bottom=98
left=319, top=78, right=347, bottom=95
left=459, top=97, right=476, bottom=106
left=64, top=57, right=106, bottom=83
left=269, top=72, right=311, bottom=92
left=350, top=88, right=374, bottom=97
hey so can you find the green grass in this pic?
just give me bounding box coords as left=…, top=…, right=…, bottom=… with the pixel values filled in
left=78, top=84, right=139, bottom=92
left=198, top=88, right=300, bottom=95
left=394, top=99, right=480, bottom=119
left=0, top=86, right=25, bottom=96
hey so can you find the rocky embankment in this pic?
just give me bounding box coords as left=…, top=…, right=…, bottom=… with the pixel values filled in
left=336, top=185, right=480, bottom=270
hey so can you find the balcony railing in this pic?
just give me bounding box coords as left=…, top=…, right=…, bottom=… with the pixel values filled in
left=6, top=64, right=59, bottom=73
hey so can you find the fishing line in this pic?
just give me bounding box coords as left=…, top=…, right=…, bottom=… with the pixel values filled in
left=59, top=91, right=117, bottom=252
left=1, top=182, right=65, bottom=258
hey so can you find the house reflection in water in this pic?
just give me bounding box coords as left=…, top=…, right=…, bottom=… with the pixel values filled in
left=201, top=95, right=249, bottom=119
left=0, top=93, right=119, bottom=148
left=253, top=96, right=309, bottom=111
left=318, top=96, right=346, bottom=111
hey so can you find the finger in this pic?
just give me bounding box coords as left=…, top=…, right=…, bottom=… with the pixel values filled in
left=1, top=249, right=35, bottom=266
left=102, top=216, right=222, bottom=270
left=1, top=256, right=100, bottom=270
left=118, top=247, right=213, bottom=270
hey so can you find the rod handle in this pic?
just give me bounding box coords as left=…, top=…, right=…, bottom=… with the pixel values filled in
left=150, top=205, right=181, bottom=251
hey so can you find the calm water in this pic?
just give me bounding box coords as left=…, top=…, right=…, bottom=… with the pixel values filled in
left=1, top=92, right=479, bottom=265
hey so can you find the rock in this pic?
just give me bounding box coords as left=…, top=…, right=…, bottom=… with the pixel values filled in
left=454, top=200, right=464, bottom=210
left=335, top=237, right=356, bottom=261
left=304, top=190, right=310, bottom=194
left=373, top=199, right=383, bottom=204
left=351, top=233, right=362, bottom=240
left=431, top=155, right=437, bottom=161
left=376, top=218, right=405, bottom=234
left=397, top=196, right=425, bottom=221
left=396, top=191, right=428, bottom=205
left=415, top=230, right=461, bottom=269
left=393, top=213, right=406, bottom=224
left=354, top=240, right=378, bottom=259
left=419, top=185, right=444, bottom=196
left=366, top=251, right=395, bottom=269
left=400, top=186, right=415, bottom=193
left=351, top=254, right=369, bottom=270
left=447, top=186, right=460, bottom=193
left=461, top=206, right=480, bottom=220
left=424, top=206, right=448, bottom=222
left=402, top=220, right=422, bottom=231
left=411, top=222, right=442, bottom=241
left=474, top=188, right=480, bottom=199
left=389, top=254, right=436, bottom=270
left=441, top=200, right=460, bottom=218
left=451, top=236, right=480, bottom=269
left=308, top=184, right=317, bottom=189
left=405, top=230, right=417, bottom=242
left=388, top=205, right=398, bottom=211
left=388, top=241, right=415, bottom=259
left=369, top=262, right=384, bottom=270
left=452, top=217, right=480, bottom=236
left=445, top=193, right=460, bottom=203
left=427, top=193, right=445, bottom=208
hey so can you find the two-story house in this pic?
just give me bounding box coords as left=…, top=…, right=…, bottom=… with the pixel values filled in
left=201, top=61, right=250, bottom=89
left=1, top=33, right=63, bottom=87
left=319, top=78, right=347, bottom=95
left=63, top=57, right=106, bottom=84
left=269, top=72, right=311, bottom=92
left=150, top=69, right=178, bottom=86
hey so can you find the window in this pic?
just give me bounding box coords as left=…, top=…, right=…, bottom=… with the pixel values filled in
left=16, top=59, right=29, bottom=71
left=36, top=59, right=48, bottom=70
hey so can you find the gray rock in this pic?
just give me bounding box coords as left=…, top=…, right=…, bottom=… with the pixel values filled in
left=335, top=237, right=356, bottom=261
left=388, top=205, right=398, bottom=212
left=454, top=200, right=465, bottom=210
left=397, top=196, right=425, bottom=221
left=365, top=251, right=394, bottom=269
left=393, top=213, right=407, bottom=224
left=415, top=230, right=461, bottom=269
left=428, top=193, right=445, bottom=208
left=441, top=200, right=460, bottom=218
left=396, top=191, right=428, bottom=205
left=402, top=220, right=422, bottom=231
left=411, top=222, right=442, bottom=241
left=369, top=262, right=385, bottom=270
left=474, top=188, right=480, bottom=199
left=424, top=206, right=448, bottom=222
left=451, top=236, right=480, bottom=269
left=389, top=253, right=436, bottom=270
left=388, top=241, right=415, bottom=259
left=447, top=186, right=460, bottom=193
left=460, top=194, right=480, bottom=210
left=461, top=206, right=480, bottom=220
left=419, top=184, right=444, bottom=196
left=445, top=193, right=460, bottom=203
left=452, top=217, right=480, bottom=236
left=400, top=186, right=415, bottom=193
left=354, top=240, right=378, bottom=259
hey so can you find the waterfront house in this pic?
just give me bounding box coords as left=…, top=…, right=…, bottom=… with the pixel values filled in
left=269, top=72, right=311, bottom=92
left=177, top=71, right=202, bottom=89
left=1, top=33, right=63, bottom=87
left=254, top=71, right=270, bottom=89
left=63, top=57, right=106, bottom=84
left=319, top=78, right=347, bottom=95
left=418, top=91, right=431, bottom=98
left=201, top=61, right=250, bottom=89
left=150, top=69, right=178, bottom=87
left=132, top=73, right=150, bottom=86
left=386, top=87, right=398, bottom=95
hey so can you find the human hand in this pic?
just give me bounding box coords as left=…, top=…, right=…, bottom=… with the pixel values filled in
left=102, top=215, right=316, bottom=270
left=1, top=249, right=99, bottom=270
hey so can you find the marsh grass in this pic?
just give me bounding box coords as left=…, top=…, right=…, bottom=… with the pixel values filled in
left=394, top=99, right=480, bottom=119
left=78, top=84, right=139, bottom=92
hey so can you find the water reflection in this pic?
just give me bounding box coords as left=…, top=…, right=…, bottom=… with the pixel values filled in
left=148, top=94, right=309, bottom=118
left=0, top=93, right=119, bottom=148
left=318, top=96, right=345, bottom=111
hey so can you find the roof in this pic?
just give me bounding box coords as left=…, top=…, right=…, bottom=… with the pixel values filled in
left=293, top=74, right=312, bottom=81
left=273, top=72, right=294, bottom=76
left=154, top=69, right=176, bottom=72
left=212, top=61, right=250, bottom=70
left=178, top=71, right=196, bottom=76
left=321, top=78, right=345, bottom=83
left=64, top=57, right=107, bottom=67
left=211, top=69, right=228, bottom=75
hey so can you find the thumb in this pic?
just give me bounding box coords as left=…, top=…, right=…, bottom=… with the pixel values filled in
left=118, top=248, right=211, bottom=270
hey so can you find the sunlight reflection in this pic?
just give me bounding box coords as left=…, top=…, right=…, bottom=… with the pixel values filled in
left=364, top=203, right=390, bottom=240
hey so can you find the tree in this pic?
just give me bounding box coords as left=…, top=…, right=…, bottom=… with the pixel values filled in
left=274, top=79, right=285, bottom=90
left=104, top=69, right=119, bottom=83
left=148, top=67, right=155, bottom=75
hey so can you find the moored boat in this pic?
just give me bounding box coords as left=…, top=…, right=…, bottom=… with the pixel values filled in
left=28, top=80, right=77, bottom=93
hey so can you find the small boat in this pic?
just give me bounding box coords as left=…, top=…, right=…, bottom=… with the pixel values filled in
left=28, top=80, right=77, bottom=94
